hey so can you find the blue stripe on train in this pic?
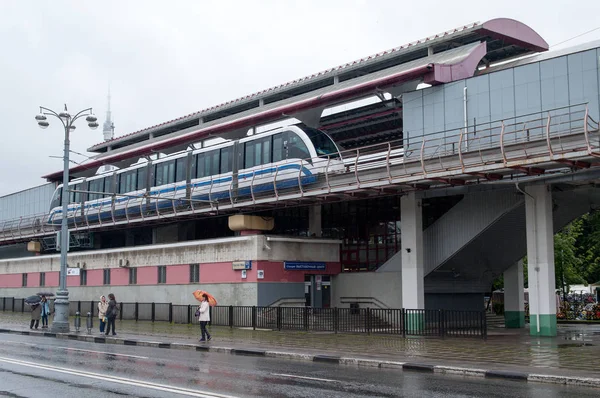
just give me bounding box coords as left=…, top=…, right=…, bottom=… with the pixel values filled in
left=48, top=175, right=317, bottom=225
left=50, top=164, right=312, bottom=217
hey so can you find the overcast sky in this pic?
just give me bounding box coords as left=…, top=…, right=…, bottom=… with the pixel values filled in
left=1, top=0, right=599, bottom=196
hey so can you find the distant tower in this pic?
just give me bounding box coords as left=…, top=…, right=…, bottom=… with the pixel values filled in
left=103, top=88, right=115, bottom=142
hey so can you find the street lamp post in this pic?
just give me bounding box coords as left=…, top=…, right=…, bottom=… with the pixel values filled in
left=36, top=105, right=98, bottom=333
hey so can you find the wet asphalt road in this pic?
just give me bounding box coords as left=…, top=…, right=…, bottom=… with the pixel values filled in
left=0, top=333, right=597, bottom=397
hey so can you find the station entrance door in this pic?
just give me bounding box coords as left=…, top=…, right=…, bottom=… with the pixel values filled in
left=304, top=275, right=331, bottom=308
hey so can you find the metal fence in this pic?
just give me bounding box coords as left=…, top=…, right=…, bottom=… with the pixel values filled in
left=1, top=297, right=487, bottom=338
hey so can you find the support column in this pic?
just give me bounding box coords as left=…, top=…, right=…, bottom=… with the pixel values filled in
left=525, top=185, right=557, bottom=337
left=308, top=205, right=322, bottom=237
left=401, top=192, right=424, bottom=330
left=504, top=260, right=525, bottom=328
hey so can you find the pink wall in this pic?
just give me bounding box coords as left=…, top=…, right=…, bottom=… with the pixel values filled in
left=67, top=275, right=79, bottom=287
left=87, top=269, right=104, bottom=286
left=46, top=272, right=58, bottom=287
left=166, top=264, right=190, bottom=285
left=28, top=272, right=41, bottom=288
left=137, top=266, right=158, bottom=285
left=0, top=273, right=22, bottom=288
left=110, top=268, right=129, bottom=286
left=200, top=262, right=251, bottom=283
left=0, top=261, right=342, bottom=288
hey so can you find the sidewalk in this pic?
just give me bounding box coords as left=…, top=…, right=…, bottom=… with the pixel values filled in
left=2, top=312, right=600, bottom=388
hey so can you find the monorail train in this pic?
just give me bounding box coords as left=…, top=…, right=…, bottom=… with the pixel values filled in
left=47, top=125, right=344, bottom=225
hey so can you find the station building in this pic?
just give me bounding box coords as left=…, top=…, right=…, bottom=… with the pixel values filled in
left=2, top=18, right=600, bottom=336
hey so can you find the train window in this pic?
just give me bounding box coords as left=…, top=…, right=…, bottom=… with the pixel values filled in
left=137, top=167, right=147, bottom=190
left=155, top=160, right=175, bottom=186
left=175, top=157, right=186, bottom=182
left=287, top=132, right=310, bottom=160
left=244, top=142, right=255, bottom=168
left=88, top=178, right=105, bottom=201
left=50, top=188, right=62, bottom=209
left=194, top=153, right=206, bottom=178
left=260, top=136, right=271, bottom=166
left=195, top=150, right=219, bottom=178
left=104, top=177, right=113, bottom=194
left=303, top=127, right=340, bottom=158
left=69, top=183, right=81, bottom=203
left=272, top=132, right=285, bottom=162
left=205, top=150, right=220, bottom=176
left=220, top=147, right=233, bottom=173
left=191, top=156, right=197, bottom=179
left=119, top=170, right=137, bottom=194
left=244, top=136, right=271, bottom=169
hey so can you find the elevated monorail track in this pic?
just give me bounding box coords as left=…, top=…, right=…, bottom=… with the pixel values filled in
left=1, top=104, right=598, bottom=245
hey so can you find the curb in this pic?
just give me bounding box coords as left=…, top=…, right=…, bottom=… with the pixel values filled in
left=2, top=328, right=600, bottom=388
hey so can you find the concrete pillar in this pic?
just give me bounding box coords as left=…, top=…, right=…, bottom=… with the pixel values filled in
left=504, top=260, right=525, bottom=328
left=525, top=185, right=557, bottom=337
left=308, top=205, right=322, bottom=237
left=401, top=192, right=424, bottom=329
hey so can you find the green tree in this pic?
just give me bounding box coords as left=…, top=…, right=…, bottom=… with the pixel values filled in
left=554, top=218, right=585, bottom=296
left=574, top=211, right=600, bottom=284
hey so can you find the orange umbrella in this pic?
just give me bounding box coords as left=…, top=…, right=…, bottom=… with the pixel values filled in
left=192, top=290, right=218, bottom=306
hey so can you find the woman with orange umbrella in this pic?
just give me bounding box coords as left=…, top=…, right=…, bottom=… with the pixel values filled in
left=193, top=290, right=217, bottom=306
left=197, top=293, right=212, bottom=342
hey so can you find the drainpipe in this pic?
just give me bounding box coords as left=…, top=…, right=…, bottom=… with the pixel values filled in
left=516, top=182, right=541, bottom=334
left=463, top=87, right=468, bottom=151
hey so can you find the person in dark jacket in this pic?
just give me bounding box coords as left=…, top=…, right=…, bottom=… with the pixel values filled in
left=30, top=303, right=41, bottom=329
left=105, top=293, right=118, bottom=336
left=40, top=296, right=51, bottom=329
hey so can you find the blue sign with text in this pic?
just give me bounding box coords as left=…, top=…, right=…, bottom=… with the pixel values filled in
left=284, top=261, right=326, bottom=271
left=232, top=260, right=252, bottom=270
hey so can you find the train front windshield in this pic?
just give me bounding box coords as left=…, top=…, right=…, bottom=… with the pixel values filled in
left=50, top=187, right=62, bottom=210
left=302, top=127, right=341, bottom=159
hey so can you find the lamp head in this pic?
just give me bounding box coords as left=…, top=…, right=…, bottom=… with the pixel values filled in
left=58, top=111, right=71, bottom=123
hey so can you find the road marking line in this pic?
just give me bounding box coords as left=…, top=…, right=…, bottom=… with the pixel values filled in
left=0, top=356, right=237, bottom=398
left=272, top=373, right=339, bottom=383
left=63, top=347, right=148, bottom=359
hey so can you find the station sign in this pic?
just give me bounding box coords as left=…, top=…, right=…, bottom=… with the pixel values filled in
left=66, top=268, right=80, bottom=276
left=283, top=261, right=326, bottom=271
left=232, top=260, right=252, bottom=270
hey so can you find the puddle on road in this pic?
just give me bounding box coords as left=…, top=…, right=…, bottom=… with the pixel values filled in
left=557, top=342, right=594, bottom=348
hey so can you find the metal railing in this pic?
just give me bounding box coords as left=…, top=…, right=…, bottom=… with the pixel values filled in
left=0, top=298, right=487, bottom=338
left=1, top=104, right=598, bottom=243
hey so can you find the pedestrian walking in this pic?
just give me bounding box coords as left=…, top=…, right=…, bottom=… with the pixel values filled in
left=30, top=303, right=41, bottom=329
left=98, top=295, right=109, bottom=334
left=40, top=296, right=50, bottom=329
left=197, top=294, right=211, bottom=342
left=104, top=293, right=118, bottom=336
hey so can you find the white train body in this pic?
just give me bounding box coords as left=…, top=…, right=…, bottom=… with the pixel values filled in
left=47, top=125, right=344, bottom=225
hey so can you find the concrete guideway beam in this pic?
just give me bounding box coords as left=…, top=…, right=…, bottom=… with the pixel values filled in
left=504, top=260, right=525, bottom=328
left=525, top=185, right=557, bottom=337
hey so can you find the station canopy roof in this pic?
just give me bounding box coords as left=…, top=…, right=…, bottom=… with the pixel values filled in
left=44, top=18, right=548, bottom=182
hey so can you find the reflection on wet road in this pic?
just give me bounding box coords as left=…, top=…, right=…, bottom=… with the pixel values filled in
left=0, top=334, right=597, bottom=397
